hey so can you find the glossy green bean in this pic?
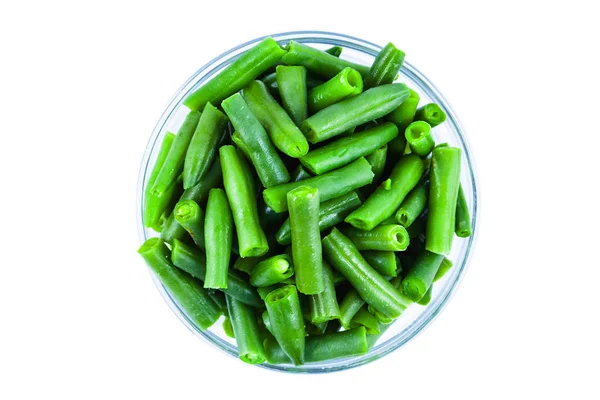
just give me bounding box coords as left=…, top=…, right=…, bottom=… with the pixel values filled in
left=265, top=285, right=306, bottom=365
left=287, top=186, right=324, bottom=294
left=405, top=121, right=434, bottom=157
left=275, top=191, right=362, bottom=245
left=221, top=94, right=290, bottom=187
left=184, top=37, right=286, bottom=111
left=301, top=83, right=410, bottom=143
left=387, top=88, right=420, bottom=130
left=402, top=250, right=444, bottom=302
left=204, top=189, right=233, bottom=289
left=364, top=42, right=405, bottom=89
left=226, top=295, right=266, bottom=364
left=257, top=285, right=281, bottom=300
left=308, top=67, right=363, bottom=113
left=282, top=41, right=370, bottom=79
left=151, top=111, right=201, bottom=197
left=414, top=103, right=447, bottom=127
left=160, top=210, right=189, bottom=244
left=242, top=80, right=309, bottom=158
left=144, top=132, right=176, bottom=228
left=308, top=261, right=340, bottom=323
left=300, top=122, right=398, bottom=175
left=182, top=103, right=228, bottom=189
left=322, top=228, right=411, bottom=318
left=275, top=65, right=307, bottom=126
left=223, top=316, right=235, bottom=338
left=342, top=224, right=410, bottom=251
left=363, top=145, right=388, bottom=194
left=338, top=288, right=365, bottom=329
left=350, top=307, right=381, bottom=334
left=208, top=289, right=227, bottom=313
left=263, top=157, right=374, bottom=213
left=324, top=45, right=343, bottom=57
left=262, top=72, right=322, bottom=98
left=150, top=175, right=185, bottom=237
left=346, top=153, right=424, bottom=231
left=138, top=238, right=221, bottom=330
left=219, top=145, right=269, bottom=257
left=174, top=200, right=205, bottom=248
left=250, top=254, right=294, bottom=287
left=395, top=180, right=428, bottom=227
left=426, top=147, right=461, bottom=255
left=362, top=251, right=398, bottom=277
left=290, top=164, right=312, bottom=182
left=434, top=257, right=453, bottom=282
left=455, top=185, right=472, bottom=237
left=417, top=285, right=433, bottom=306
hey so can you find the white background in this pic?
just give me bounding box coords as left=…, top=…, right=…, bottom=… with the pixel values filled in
left=1, top=1, right=599, bottom=399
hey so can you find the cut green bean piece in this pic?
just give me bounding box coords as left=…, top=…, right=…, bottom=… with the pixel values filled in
left=362, top=251, right=398, bottom=277
left=414, top=103, right=447, bottom=127
left=151, top=111, right=201, bottom=198
left=265, top=285, right=306, bottom=365
left=350, top=307, right=381, bottom=334
left=346, top=153, right=424, bottom=231
left=434, top=257, right=453, bottom=282
left=160, top=210, right=189, bottom=244
left=184, top=37, right=286, bottom=111
left=308, top=261, right=340, bottom=323
left=264, top=327, right=368, bottom=364
left=144, top=132, right=176, bottom=228
left=455, top=185, right=472, bottom=237
left=263, top=157, right=374, bottom=213
left=282, top=41, right=370, bottom=79
left=417, top=285, right=433, bottom=306
left=222, top=93, right=290, bottom=187
left=363, top=144, right=388, bottom=194
left=204, top=189, right=233, bottom=289
left=308, top=67, right=363, bottom=114
left=174, top=200, right=205, bottom=248
left=275, top=65, right=307, bottom=126
left=288, top=186, right=324, bottom=295
left=226, top=295, right=267, bottom=364
left=322, top=228, right=411, bottom=318
left=339, top=289, right=366, bottom=329
left=183, top=103, right=228, bottom=189
left=387, top=88, right=420, bottom=130
left=242, top=80, right=309, bottom=158
left=275, top=191, right=362, bottom=245
left=219, top=146, right=269, bottom=258
left=395, top=180, right=428, bottom=227
left=208, top=289, right=227, bottom=313
left=291, top=164, right=312, bottom=182
left=426, top=147, right=461, bottom=255
left=301, top=83, right=410, bottom=144
left=250, top=254, right=294, bottom=287
left=138, top=238, right=221, bottom=330
left=149, top=176, right=185, bottom=237
left=300, top=122, right=398, bottom=175
left=364, top=42, right=405, bottom=89
left=324, top=45, right=343, bottom=57
left=343, top=224, right=410, bottom=251
left=223, top=316, right=235, bottom=338
left=405, top=121, right=434, bottom=157
left=261, top=309, right=273, bottom=335
left=402, top=250, right=444, bottom=302
left=263, top=72, right=322, bottom=97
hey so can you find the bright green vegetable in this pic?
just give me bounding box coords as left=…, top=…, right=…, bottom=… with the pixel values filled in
left=434, top=257, right=453, bottom=282
left=324, top=45, right=343, bottom=57
left=364, top=42, right=405, bottom=89
left=362, top=251, right=398, bottom=277
left=291, top=164, right=312, bottom=182
left=275, top=65, right=307, bottom=126
left=144, top=132, right=176, bottom=228
left=160, top=210, right=189, bottom=244
left=265, top=285, right=306, bottom=365
left=262, top=72, right=322, bottom=98
left=339, top=289, right=365, bottom=329
left=308, top=261, right=340, bottom=323
left=174, top=200, right=205, bottom=248
left=455, top=185, right=472, bottom=237
left=250, top=254, right=294, bottom=287
left=405, top=121, right=435, bottom=157
left=223, top=316, right=235, bottom=338
left=308, top=67, right=363, bottom=113
left=387, top=88, right=420, bottom=131
left=226, top=295, right=267, bottom=364
left=417, top=285, right=433, bottom=306
left=350, top=307, right=381, bottom=334
left=395, top=180, right=428, bottom=227
left=414, top=103, right=447, bottom=127
left=402, top=250, right=444, bottom=302
left=342, top=224, right=410, bottom=251
left=363, top=145, right=388, bottom=195
left=204, top=189, right=233, bottom=289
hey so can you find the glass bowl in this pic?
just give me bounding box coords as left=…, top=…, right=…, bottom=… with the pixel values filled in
left=136, top=31, right=478, bottom=373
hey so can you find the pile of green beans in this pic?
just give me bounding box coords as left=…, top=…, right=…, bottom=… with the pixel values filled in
left=138, top=37, right=472, bottom=366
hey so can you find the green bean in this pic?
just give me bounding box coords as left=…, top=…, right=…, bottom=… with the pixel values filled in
left=184, top=37, right=286, bottom=111
left=262, top=72, right=322, bottom=98
left=363, top=144, right=388, bottom=194
left=282, top=41, right=370, bottom=79
left=308, top=261, right=340, bottom=323
left=144, top=132, right=176, bottom=228
left=182, top=103, right=228, bottom=189
left=364, top=42, right=405, bottom=89
left=305, top=321, right=328, bottom=336
left=395, top=180, right=428, bottom=227
left=402, top=250, right=444, bottom=302
left=160, top=210, right=189, bottom=244
left=151, top=111, right=201, bottom=198
left=301, top=83, right=410, bottom=143
left=174, top=200, right=205, bottom=248
left=426, top=146, right=461, bottom=255
left=414, top=103, right=447, bottom=127
left=387, top=88, right=420, bottom=131
left=203, top=188, right=233, bottom=289
left=250, top=254, right=294, bottom=287
left=338, top=288, right=365, bottom=329
left=405, top=121, right=434, bottom=157
left=291, top=164, right=312, bottom=182
left=350, top=307, right=381, bottom=334
left=242, top=80, right=309, bottom=158
left=324, top=45, right=343, bottom=57
left=300, top=122, right=398, bottom=175
left=362, top=251, right=398, bottom=277
left=417, top=285, right=433, bottom=306
left=275, top=65, right=307, bottom=126
left=434, top=257, right=453, bottom=282
left=226, top=295, right=267, bottom=364
left=171, top=239, right=262, bottom=308
left=455, top=185, right=472, bottom=237
left=346, top=153, right=424, bottom=231
left=221, top=94, right=290, bottom=187
left=308, top=67, right=363, bottom=113
left=257, top=285, right=281, bottom=300
left=287, top=186, right=324, bottom=295
left=322, top=228, right=411, bottom=318
left=342, top=224, right=410, bottom=251
left=219, top=145, right=269, bottom=258
left=275, top=191, right=362, bottom=245
left=208, top=289, right=227, bottom=313
left=223, top=316, right=235, bottom=338
left=138, top=238, right=221, bottom=330
left=263, top=157, right=374, bottom=213
left=332, top=268, right=347, bottom=286
left=264, top=327, right=368, bottom=364
left=264, top=285, right=306, bottom=365
left=367, top=304, right=394, bottom=324
left=149, top=175, right=185, bottom=237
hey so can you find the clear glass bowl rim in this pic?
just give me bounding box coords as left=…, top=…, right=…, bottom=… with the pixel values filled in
left=136, top=30, right=479, bottom=374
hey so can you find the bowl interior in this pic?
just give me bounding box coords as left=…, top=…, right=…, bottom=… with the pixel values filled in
left=137, top=31, right=478, bottom=373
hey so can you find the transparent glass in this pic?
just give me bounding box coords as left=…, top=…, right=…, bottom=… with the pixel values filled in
left=136, top=31, right=479, bottom=373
